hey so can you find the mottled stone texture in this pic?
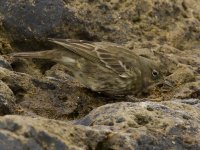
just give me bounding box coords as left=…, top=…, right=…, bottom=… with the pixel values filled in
left=0, top=100, right=200, bottom=150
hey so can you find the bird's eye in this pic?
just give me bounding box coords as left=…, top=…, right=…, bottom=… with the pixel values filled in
left=152, top=69, right=159, bottom=77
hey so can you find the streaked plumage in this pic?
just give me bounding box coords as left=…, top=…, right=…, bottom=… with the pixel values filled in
left=12, top=38, right=162, bottom=95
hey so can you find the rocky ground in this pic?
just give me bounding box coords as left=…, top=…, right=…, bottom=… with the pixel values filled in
left=0, top=0, right=200, bottom=149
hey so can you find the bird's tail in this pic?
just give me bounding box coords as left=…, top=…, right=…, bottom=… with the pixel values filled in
left=11, top=50, right=58, bottom=60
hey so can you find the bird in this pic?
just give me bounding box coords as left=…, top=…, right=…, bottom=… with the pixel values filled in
left=11, top=38, right=163, bottom=96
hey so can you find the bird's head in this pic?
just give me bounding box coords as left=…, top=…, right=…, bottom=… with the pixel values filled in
left=139, top=56, right=172, bottom=91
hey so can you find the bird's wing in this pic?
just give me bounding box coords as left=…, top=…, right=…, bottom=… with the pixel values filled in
left=48, top=38, right=140, bottom=78
left=94, top=44, right=141, bottom=78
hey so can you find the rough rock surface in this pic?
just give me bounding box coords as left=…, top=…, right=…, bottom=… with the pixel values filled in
left=0, top=79, right=15, bottom=115
left=74, top=100, right=200, bottom=149
left=0, top=0, right=200, bottom=149
left=0, top=115, right=109, bottom=150
left=0, top=100, right=200, bottom=150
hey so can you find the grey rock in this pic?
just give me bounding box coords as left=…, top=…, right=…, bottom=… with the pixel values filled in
left=0, top=0, right=90, bottom=43
left=0, top=115, right=108, bottom=150
left=0, top=80, right=15, bottom=115
left=74, top=101, right=200, bottom=149
left=0, top=100, right=200, bottom=149
left=0, top=56, right=12, bottom=70
left=0, top=0, right=64, bottom=39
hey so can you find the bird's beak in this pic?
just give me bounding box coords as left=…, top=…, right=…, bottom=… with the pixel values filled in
left=163, top=79, right=173, bottom=88
left=158, top=79, right=174, bottom=91
left=147, top=79, right=173, bottom=92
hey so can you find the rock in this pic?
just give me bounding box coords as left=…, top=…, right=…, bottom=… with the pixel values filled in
left=0, top=56, right=12, bottom=70
left=166, top=64, right=195, bottom=86
left=174, top=81, right=200, bottom=99
left=0, top=115, right=109, bottom=150
left=0, top=80, right=15, bottom=115
left=1, top=0, right=200, bottom=47
left=74, top=101, right=200, bottom=149
left=0, top=37, right=13, bottom=54
left=0, top=0, right=93, bottom=47
left=65, top=0, right=200, bottom=48
left=174, top=98, right=200, bottom=107
left=0, top=0, right=64, bottom=40
left=0, top=67, right=118, bottom=120
left=0, top=100, right=200, bottom=149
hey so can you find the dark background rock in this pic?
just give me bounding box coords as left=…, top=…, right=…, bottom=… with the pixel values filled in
left=1, top=0, right=199, bottom=49
left=0, top=0, right=97, bottom=51
left=0, top=0, right=65, bottom=40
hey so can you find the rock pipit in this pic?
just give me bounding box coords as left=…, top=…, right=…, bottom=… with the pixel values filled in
left=12, top=38, right=164, bottom=96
